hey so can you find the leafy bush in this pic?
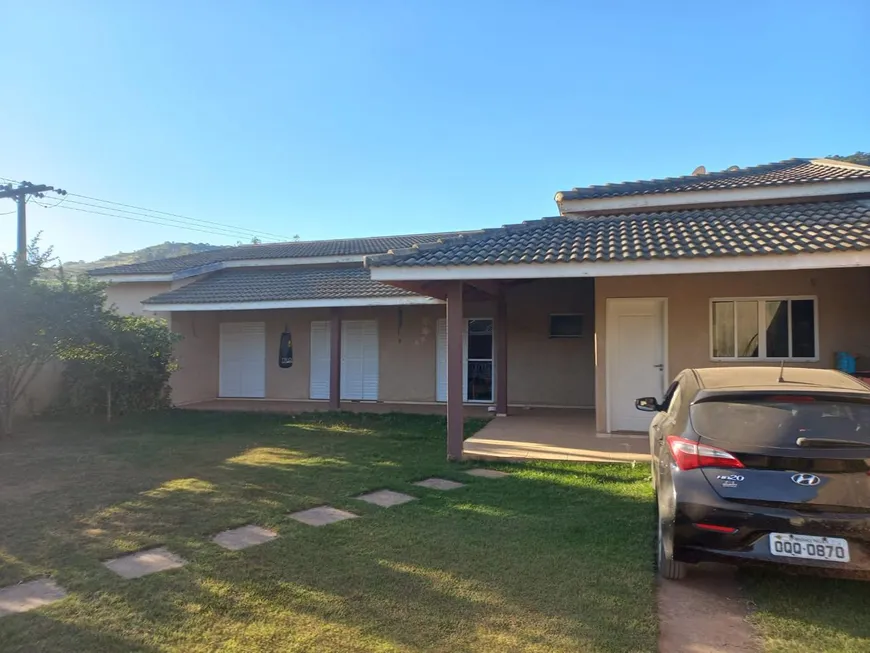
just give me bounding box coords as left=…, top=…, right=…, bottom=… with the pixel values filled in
left=58, top=315, right=180, bottom=420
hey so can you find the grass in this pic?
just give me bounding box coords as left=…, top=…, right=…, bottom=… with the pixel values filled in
left=741, top=570, right=870, bottom=652
left=0, top=410, right=657, bottom=652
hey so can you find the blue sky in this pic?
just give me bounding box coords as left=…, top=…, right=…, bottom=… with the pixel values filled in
left=1, top=1, right=867, bottom=262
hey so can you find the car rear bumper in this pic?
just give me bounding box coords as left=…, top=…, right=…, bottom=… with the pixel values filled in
left=672, top=474, right=870, bottom=574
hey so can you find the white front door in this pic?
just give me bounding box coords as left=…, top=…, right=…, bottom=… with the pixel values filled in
left=607, top=299, right=666, bottom=432
left=219, top=322, right=266, bottom=398
left=341, top=320, right=379, bottom=400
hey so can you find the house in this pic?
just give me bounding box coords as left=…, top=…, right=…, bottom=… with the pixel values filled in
left=365, top=158, right=870, bottom=457
left=92, top=158, right=870, bottom=459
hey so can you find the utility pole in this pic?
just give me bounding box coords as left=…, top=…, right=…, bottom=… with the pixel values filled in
left=0, top=182, right=67, bottom=265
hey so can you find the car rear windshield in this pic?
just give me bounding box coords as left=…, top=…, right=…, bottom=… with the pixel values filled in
left=690, top=394, right=870, bottom=447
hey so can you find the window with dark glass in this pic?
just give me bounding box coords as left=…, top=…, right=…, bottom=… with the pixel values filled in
left=466, top=319, right=493, bottom=402
left=711, top=297, right=816, bottom=360
left=549, top=314, right=583, bottom=338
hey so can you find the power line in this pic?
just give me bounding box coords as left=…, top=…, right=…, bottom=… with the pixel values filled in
left=1, top=175, right=290, bottom=242
left=33, top=196, right=283, bottom=242
left=34, top=202, right=277, bottom=240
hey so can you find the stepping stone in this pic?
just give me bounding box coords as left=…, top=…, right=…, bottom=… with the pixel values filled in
left=464, top=468, right=510, bottom=478
left=289, top=506, right=358, bottom=526
left=103, top=547, right=186, bottom=579
left=213, top=525, right=278, bottom=551
left=0, top=579, right=67, bottom=617
left=414, top=478, right=465, bottom=490
left=355, top=489, right=417, bottom=507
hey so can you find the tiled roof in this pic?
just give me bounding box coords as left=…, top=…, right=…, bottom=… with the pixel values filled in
left=367, top=200, right=870, bottom=267
left=142, top=266, right=418, bottom=305
left=556, top=159, right=870, bottom=201
left=91, top=232, right=469, bottom=276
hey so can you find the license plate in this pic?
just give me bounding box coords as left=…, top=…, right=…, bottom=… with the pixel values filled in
left=769, top=533, right=850, bottom=563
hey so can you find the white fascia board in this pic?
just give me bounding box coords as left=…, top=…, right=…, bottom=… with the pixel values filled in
left=145, top=295, right=445, bottom=312
left=369, top=250, right=870, bottom=281
left=557, top=180, right=870, bottom=215
left=97, top=255, right=365, bottom=283
left=99, top=274, right=175, bottom=283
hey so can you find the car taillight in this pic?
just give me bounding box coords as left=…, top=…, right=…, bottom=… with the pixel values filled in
left=666, top=435, right=744, bottom=471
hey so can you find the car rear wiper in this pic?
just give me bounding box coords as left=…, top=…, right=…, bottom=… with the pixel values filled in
left=796, top=437, right=870, bottom=448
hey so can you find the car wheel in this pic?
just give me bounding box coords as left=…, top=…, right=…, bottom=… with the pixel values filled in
left=657, top=495, right=687, bottom=581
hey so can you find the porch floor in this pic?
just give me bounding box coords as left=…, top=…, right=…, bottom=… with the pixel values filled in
left=463, top=409, right=651, bottom=463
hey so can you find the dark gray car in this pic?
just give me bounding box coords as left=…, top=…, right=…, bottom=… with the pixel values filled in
left=637, top=366, right=870, bottom=580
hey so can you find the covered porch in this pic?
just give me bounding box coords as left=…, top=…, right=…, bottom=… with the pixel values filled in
left=463, top=408, right=649, bottom=462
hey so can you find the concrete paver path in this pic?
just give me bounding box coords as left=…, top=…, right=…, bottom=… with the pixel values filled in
left=213, top=525, right=278, bottom=550
left=104, top=547, right=187, bottom=579
left=0, top=579, right=67, bottom=617
left=289, top=506, right=358, bottom=526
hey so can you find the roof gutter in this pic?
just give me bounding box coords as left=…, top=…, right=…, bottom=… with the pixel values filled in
left=143, top=295, right=445, bottom=312
left=92, top=255, right=366, bottom=282
left=369, top=249, right=870, bottom=281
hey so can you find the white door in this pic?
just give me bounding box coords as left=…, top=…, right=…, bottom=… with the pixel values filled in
left=341, top=320, right=379, bottom=400
left=309, top=321, right=331, bottom=399
left=219, top=322, right=266, bottom=398
left=607, top=299, right=666, bottom=432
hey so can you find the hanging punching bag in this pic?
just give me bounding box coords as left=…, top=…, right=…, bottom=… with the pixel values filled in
left=279, top=326, right=293, bottom=368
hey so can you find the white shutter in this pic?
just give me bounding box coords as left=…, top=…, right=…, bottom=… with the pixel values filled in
left=219, top=322, right=266, bottom=398
left=309, top=321, right=331, bottom=400
left=437, top=318, right=470, bottom=401
left=341, top=320, right=378, bottom=400
left=361, top=320, right=379, bottom=400
left=436, top=318, right=447, bottom=402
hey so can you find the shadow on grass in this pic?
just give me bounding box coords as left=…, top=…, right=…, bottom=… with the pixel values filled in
left=0, top=409, right=655, bottom=652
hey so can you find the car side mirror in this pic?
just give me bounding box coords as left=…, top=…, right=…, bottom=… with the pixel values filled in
left=635, top=396, right=660, bottom=412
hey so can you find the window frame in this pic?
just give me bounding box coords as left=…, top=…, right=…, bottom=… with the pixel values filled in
left=548, top=313, right=584, bottom=339
left=708, top=295, right=819, bottom=362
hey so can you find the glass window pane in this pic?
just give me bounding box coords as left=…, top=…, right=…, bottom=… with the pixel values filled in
left=712, top=302, right=735, bottom=357
left=467, top=334, right=492, bottom=360
left=467, top=319, right=493, bottom=360
left=735, top=301, right=759, bottom=358
left=791, top=299, right=816, bottom=358
left=467, top=361, right=493, bottom=401
left=549, top=314, right=583, bottom=338
left=468, top=319, right=493, bottom=335
left=765, top=301, right=789, bottom=358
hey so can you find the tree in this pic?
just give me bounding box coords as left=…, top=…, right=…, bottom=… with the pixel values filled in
left=0, top=244, right=105, bottom=435
left=828, top=151, right=870, bottom=166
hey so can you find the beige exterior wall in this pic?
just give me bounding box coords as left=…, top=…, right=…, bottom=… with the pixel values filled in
left=503, top=279, right=595, bottom=407
left=104, top=282, right=171, bottom=318
left=166, top=278, right=596, bottom=408
left=15, top=361, right=64, bottom=417
left=170, top=305, right=447, bottom=405
left=594, top=267, right=870, bottom=431
left=104, top=278, right=198, bottom=319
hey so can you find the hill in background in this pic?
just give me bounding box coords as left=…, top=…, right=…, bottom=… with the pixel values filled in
left=62, top=241, right=222, bottom=274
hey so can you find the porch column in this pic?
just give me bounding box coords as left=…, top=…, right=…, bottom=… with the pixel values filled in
left=446, top=281, right=464, bottom=461
left=495, top=288, right=508, bottom=416
left=329, top=308, right=341, bottom=410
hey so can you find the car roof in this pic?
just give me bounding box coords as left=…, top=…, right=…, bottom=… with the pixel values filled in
left=690, top=367, right=870, bottom=394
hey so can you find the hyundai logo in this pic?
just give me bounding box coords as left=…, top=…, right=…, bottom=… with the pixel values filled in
left=791, top=473, right=821, bottom=487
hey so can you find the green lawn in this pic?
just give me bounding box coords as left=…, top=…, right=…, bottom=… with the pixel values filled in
left=741, top=570, right=870, bottom=652
left=0, top=411, right=657, bottom=652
